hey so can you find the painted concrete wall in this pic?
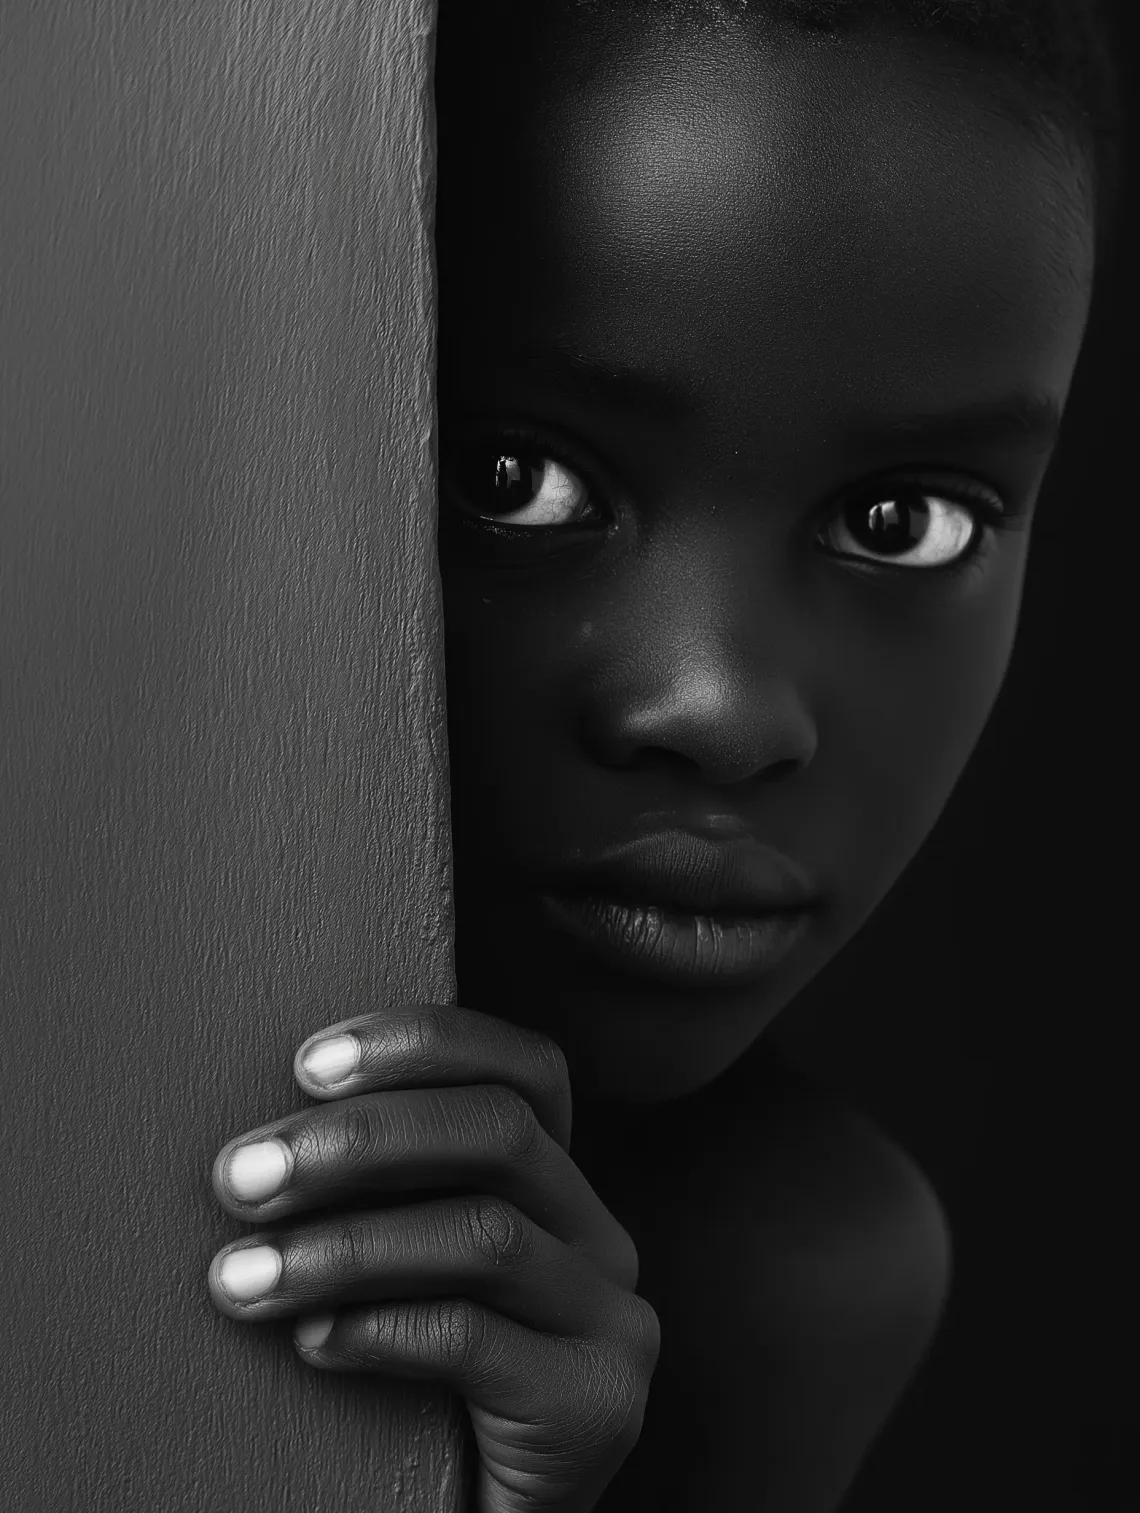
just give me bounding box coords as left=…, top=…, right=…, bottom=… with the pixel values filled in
left=1, top=1, right=470, bottom=1506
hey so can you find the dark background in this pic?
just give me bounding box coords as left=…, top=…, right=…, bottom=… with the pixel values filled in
left=771, top=5, right=1134, bottom=1507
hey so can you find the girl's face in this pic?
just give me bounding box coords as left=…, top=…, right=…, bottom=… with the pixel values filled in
left=434, top=5, right=1094, bottom=1106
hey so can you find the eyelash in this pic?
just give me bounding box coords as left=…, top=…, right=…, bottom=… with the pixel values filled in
left=441, top=422, right=1021, bottom=578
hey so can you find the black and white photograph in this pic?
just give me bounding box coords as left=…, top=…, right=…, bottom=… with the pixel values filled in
left=2, top=2, right=1133, bottom=1509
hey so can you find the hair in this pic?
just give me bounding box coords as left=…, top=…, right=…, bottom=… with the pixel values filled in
left=569, top=0, right=1125, bottom=263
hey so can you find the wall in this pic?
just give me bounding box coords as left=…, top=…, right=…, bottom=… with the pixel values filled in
left=0, top=1, right=471, bottom=1507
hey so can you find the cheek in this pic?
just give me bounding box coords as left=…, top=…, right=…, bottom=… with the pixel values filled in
left=441, top=579, right=587, bottom=770
left=442, top=536, right=1029, bottom=906
left=819, top=557, right=1027, bottom=888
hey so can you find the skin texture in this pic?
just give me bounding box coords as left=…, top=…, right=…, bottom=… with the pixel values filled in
left=208, top=1009, right=658, bottom=1513
left=435, top=6, right=1094, bottom=1116
left=207, top=7, right=1097, bottom=1510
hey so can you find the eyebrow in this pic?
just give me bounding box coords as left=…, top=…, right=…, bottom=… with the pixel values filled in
left=507, top=343, right=692, bottom=424
left=843, top=391, right=1063, bottom=453
left=503, top=343, right=1063, bottom=452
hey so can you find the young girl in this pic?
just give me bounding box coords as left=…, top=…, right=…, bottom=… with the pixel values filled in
left=206, top=3, right=1122, bottom=1508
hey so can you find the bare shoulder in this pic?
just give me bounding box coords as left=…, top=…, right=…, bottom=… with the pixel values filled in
left=667, top=1057, right=953, bottom=1511
left=746, top=1065, right=953, bottom=1320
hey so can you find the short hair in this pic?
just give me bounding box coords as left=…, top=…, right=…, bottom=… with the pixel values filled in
left=569, top=0, right=1125, bottom=261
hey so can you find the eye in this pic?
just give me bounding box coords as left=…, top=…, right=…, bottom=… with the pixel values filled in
left=441, top=432, right=601, bottom=530
left=817, top=479, right=1003, bottom=571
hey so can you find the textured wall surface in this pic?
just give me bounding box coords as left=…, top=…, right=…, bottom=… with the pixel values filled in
left=0, top=1, right=470, bottom=1507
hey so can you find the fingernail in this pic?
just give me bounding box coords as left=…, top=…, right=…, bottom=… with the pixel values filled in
left=225, top=1138, right=292, bottom=1202
left=215, top=1244, right=282, bottom=1302
left=299, top=1033, right=359, bottom=1086
left=295, top=1313, right=335, bottom=1351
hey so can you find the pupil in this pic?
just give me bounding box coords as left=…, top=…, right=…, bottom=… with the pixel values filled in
left=450, top=445, right=542, bottom=517
left=847, top=487, right=929, bottom=554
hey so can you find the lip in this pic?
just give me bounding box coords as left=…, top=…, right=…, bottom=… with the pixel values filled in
left=538, top=828, right=818, bottom=989
left=547, top=828, right=817, bottom=917
left=539, top=893, right=812, bottom=990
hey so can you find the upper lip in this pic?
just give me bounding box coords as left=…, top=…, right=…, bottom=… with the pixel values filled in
left=547, top=827, right=818, bottom=918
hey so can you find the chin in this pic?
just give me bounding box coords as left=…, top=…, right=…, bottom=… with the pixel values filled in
left=521, top=974, right=791, bottom=1108
left=453, top=902, right=832, bottom=1104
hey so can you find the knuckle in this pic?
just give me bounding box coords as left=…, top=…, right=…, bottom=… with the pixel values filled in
left=339, top=1308, right=389, bottom=1369
left=422, top=1298, right=487, bottom=1375
left=590, top=1294, right=661, bottom=1395
left=321, top=1216, right=381, bottom=1280
left=626, top=1294, right=662, bottom=1369
left=332, top=1098, right=384, bottom=1168
left=501, top=1022, right=571, bottom=1137
left=483, top=1083, right=544, bottom=1165
left=462, top=1195, right=533, bottom=1271
left=609, top=1224, right=642, bottom=1293
left=356, top=1298, right=487, bottom=1375
left=394, top=1006, right=450, bottom=1068
left=579, top=1344, right=651, bottom=1451
left=520, top=1025, right=570, bottom=1098
left=538, top=1032, right=570, bottom=1090
left=339, top=1302, right=409, bottom=1369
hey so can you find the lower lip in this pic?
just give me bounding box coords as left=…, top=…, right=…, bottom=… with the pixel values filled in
left=539, top=893, right=811, bottom=990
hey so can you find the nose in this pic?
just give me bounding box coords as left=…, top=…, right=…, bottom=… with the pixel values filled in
left=578, top=619, right=818, bottom=788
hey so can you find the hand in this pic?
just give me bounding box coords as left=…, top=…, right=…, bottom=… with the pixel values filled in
left=206, top=1006, right=662, bottom=1513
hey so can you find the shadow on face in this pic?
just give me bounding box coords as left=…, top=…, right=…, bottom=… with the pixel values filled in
left=432, top=1, right=1094, bottom=1106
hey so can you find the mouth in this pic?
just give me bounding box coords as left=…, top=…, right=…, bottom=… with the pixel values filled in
left=539, top=891, right=813, bottom=990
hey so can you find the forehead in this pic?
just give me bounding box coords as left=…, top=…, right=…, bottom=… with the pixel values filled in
left=436, top=10, right=1094, bottom=436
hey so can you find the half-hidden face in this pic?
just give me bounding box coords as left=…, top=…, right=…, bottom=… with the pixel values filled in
left=433, top=3, right=1094, bottom=1104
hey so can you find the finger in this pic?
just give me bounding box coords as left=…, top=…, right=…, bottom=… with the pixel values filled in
left=211, top=1084, right=638, bottom=1288
left=291, top=1006, right=572, bottom=1150
left=207, top=1193, right=621, bottom=1338
left=291, top=1295, right=658, bottom=1455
